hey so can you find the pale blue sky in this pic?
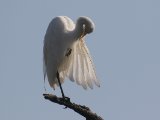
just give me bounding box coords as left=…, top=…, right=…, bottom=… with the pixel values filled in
left=0, top=0, right=160, bottom=120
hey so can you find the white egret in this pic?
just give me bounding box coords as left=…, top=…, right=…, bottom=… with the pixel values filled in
left=43, top=16, right=100, bottom=98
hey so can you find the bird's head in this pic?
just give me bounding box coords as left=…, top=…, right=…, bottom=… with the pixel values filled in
left=77, top=16, right=95, bottom=37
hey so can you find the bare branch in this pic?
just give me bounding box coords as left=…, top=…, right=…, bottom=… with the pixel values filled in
left=43, top=94, right=103, bottom=120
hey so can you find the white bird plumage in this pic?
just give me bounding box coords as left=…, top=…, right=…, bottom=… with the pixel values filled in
left=43, top=16, right=100, bottom=90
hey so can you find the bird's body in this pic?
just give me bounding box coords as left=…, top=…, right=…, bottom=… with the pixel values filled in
left=43, top=16, right=100, bottom=90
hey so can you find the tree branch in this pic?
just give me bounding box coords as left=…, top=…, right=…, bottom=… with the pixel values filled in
left=43, top=94, right=103, bottom=120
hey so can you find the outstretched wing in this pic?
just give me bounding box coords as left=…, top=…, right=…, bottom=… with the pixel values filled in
left=59, top=37, right=100, bottom=89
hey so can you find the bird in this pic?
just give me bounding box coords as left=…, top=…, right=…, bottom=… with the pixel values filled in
left=43, top=16, right=100, bottom=98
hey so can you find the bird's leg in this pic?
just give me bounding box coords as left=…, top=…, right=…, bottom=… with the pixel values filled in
left=56, top=71, right=65, bottom=98
left=56, top=71, right=70, bottom=102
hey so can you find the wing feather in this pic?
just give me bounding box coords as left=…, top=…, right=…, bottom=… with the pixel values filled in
left=59, top=37, right=100, bottom=89
left=82, top=43, right=100, bottom=87
left=78, top=53, right=87, bottom=89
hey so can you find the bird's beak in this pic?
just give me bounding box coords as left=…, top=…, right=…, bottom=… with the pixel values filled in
left=80, top=29, right=87, bottom=39
left=80, top=33, right=86, bottom=40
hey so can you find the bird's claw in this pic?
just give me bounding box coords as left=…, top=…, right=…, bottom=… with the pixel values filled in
left=62, top=96, right=70, bottom=109
left=63, top=96, right=70, bottom=102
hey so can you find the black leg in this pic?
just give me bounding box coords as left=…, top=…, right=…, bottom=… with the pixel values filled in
left=56, top=71, right=65, bottom=99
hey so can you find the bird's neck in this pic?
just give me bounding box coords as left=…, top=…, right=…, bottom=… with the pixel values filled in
left=72, top=22, right=84, bottom=40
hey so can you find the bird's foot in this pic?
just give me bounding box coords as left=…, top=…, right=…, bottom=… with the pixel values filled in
left=63, top=96, right=70, bottom=102
left=60, top=96, right=70, bottom=103
left=61, top=96, right=71, bottom=109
